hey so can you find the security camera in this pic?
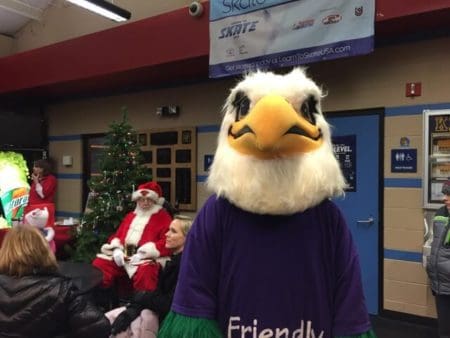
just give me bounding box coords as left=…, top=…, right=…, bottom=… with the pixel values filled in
left=188, top=1, right=203, bottom=17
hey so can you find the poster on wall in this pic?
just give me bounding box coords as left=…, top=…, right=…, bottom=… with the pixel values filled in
left=209, top=0, right=375, bottom=78
left=332, top=135, right=356, bottom=192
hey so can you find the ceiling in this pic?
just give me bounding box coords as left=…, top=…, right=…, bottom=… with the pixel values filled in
left=0, top=2, right=211, bottom=107
left=0, top=0, right=53, bottom=36
left=1, top=1, right=450, bottom=106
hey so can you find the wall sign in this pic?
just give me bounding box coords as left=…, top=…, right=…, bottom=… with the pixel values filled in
left=391, top=149, right=417, bottom=173
left=332, top=135, right=356, bottom=192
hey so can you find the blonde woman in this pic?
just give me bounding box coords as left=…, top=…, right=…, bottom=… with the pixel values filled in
left=107, top=215, right=193, bottom=338
left=0, top=225, right=111, bottom=338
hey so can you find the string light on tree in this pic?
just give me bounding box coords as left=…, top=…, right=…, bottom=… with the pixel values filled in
left=71, top=108, right=151, bottom=262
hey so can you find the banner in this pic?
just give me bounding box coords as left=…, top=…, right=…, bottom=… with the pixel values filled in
left=0, top=152, right=30, bottom=226
left=209, top=0, right=375, bottom=78
left=1, top=187, right=29, bottom=225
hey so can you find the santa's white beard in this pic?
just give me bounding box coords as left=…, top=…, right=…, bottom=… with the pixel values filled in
left=207, top=143, right=346, bottom=215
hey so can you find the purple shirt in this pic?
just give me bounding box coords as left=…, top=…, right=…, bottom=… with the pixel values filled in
left=172, top=196, right=371, bottom=337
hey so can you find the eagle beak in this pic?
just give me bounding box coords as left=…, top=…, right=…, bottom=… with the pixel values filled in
left=228, top=94, right=323, bottom=159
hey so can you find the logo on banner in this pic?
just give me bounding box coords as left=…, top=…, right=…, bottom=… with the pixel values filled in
left=322, top=14, right=342, bottom=25
left=292, top=19, right=315, bottom=30
left=222, top=0, right=267, bottom=14
left=218, top=20, right=259, bottom=39
left=355, top=6, right=364, bottom=16
left=226, top=48, right=235, bottom=57
left=1, top=186, right=29, bottom=225
left=238, top=45, right=248, bottom=55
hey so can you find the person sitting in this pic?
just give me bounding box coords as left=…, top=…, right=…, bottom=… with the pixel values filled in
left=0, top=225, right=111, bottom=338
left=23, top=206, right=56, bottom=253
left=28, top=159, right=57, bottom=206
left=106, top=215, right=193, bottom=338
left=93, top=181, right=172, bottom=292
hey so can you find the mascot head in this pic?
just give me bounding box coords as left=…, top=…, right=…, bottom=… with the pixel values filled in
left=207, top=68, right=346, bottom=215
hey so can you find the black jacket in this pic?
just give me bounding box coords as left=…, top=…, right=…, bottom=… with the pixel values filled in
left=132, top=253, right=182, bottom=322
left=0, top=273, right=111, bottom=338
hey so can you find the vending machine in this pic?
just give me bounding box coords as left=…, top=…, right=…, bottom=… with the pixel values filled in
left=423, top=109, right=450, bottom=209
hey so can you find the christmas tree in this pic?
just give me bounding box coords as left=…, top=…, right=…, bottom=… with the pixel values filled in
left=71, top=110, right=151, bottom=262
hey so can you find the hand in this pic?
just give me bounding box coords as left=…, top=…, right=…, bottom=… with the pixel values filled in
left=129, top=252, right=144, bottom=265
left=31, top=173, right=40, bottom=183
left=100, top=243, right=114, bottom=255
left=136, top=242, right=158, bottom=259
left=111, top=306, right=141, bottom=335
left=113, top=248, right=125, bottom=267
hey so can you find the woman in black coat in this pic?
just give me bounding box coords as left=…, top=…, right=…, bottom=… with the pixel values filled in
left=109, top=215, right=193, bottom=336
left=0, top=225, right=111, bottom=338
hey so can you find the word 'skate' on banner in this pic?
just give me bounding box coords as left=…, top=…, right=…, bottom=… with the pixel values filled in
left=209, top=0, right=375, bottom=78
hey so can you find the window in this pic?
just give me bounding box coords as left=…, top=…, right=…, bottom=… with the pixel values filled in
left=140, top=127, right=197, bottom=211
left=83, top=127, right=197, bottom=211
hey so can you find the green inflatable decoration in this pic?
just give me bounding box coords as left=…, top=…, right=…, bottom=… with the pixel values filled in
left=0, top=152, right=30, bottom=226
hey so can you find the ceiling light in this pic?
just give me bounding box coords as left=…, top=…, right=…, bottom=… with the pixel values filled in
left=66, top=0, right=131, bottom=22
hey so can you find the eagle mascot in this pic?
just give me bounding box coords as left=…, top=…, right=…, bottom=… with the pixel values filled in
left=159, top=68, right=376, bottom=338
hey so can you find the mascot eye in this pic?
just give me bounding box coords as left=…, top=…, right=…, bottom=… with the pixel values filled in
left=232, top=91, right=251, bottom=121
left=300, top=96, right=317, bottom=124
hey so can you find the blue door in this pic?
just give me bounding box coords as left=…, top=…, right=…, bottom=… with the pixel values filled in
left=328, top=113, right=380, bottom=315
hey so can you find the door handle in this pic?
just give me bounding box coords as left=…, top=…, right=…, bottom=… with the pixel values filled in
left=357, top=217, right=374, bottom=226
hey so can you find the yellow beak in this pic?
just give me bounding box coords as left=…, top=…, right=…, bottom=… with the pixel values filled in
left=227, top=95, right=323, bottom=159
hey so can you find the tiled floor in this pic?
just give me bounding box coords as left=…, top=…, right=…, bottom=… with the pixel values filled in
left=371, top=315, right=438, bottom=338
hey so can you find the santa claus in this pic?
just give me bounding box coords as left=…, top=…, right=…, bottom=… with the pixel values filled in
left=93, top=181, right=172, bottom=292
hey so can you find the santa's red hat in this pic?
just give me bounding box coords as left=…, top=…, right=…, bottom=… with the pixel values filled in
left=132, top=181, right=165, bottom=205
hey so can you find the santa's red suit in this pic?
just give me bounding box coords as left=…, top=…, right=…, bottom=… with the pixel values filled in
left=93, top=182, right=172, bottom=292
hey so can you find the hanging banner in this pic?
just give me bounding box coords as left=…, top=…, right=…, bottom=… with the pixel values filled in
left=209, top=0, right=375, bottom=78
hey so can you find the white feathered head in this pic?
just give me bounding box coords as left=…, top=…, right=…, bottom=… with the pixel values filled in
left=207, top=68, right=346, bottom=215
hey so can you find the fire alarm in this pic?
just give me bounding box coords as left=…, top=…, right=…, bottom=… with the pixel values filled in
left=406, top=82, right=421, bottom=97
